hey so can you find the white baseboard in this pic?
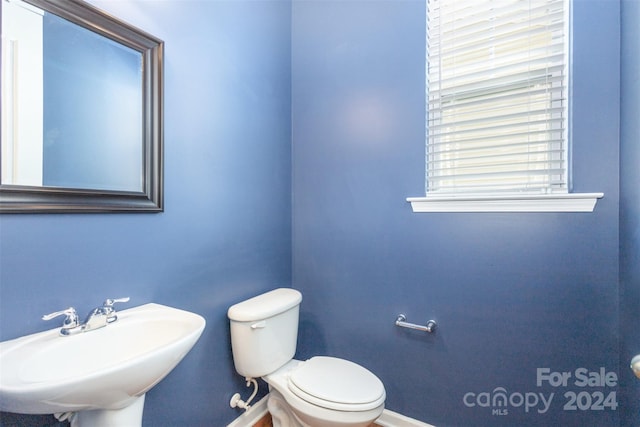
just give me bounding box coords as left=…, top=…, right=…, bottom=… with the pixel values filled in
left=375, top=408, right=436, bottom=427
left=226, top=393, right=436, bottom=427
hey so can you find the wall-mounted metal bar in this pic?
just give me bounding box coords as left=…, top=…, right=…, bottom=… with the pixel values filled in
left=395, top=314, right=437, bottom=333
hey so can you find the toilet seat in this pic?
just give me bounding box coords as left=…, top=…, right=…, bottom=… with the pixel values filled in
left=287, top=356, right=385, bottom=411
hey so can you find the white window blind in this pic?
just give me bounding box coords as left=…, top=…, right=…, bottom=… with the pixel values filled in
left=426, top=0, right=569, bottom=196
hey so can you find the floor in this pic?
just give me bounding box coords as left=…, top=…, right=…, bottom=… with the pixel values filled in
left=252, top=413, right=273, bottom=427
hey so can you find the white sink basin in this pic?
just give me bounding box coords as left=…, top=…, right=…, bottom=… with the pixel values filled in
left=0, top=303, right=205, bottom=425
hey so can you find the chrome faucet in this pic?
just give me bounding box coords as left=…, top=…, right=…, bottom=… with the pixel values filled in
left=42, top=307, right=81, bottom=336
left=43, top=297, right=130, bottom=336
left=102, top=297, right=131, bottom=323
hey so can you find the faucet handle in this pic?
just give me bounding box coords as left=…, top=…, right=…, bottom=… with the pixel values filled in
left=42, top=307, right=80, bottom=329
left=103, top=297, right=130, bottom=307
left=102, top=297, right=130, bottom=323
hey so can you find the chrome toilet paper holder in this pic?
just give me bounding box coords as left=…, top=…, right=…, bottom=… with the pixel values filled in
left=395, top=314, right=437, bottom=333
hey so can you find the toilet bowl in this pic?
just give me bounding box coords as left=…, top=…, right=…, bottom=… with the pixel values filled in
left=228, top=288, right=386, bottom=427
left=265, top=358, right=385, bottom=427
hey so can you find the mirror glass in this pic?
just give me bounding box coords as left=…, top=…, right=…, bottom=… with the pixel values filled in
left=0, top=0, right=163, bottom=212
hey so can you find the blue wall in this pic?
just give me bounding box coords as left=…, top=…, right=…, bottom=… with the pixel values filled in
left=291, top=0, right=622, bottom=426
left=0, top=1, right=291, bottom=426
left=1, top=0, right=637, bottom=426
left=620, top=0, right=640, bottom=425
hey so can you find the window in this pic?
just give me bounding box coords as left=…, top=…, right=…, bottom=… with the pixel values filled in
left=407, top=0, right=603, bottom=212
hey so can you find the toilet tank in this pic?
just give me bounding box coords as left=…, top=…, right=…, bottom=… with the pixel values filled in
left=227, top=288, right=302, bottom=378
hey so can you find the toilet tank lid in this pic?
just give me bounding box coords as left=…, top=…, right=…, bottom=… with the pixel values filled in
left=228, top=288, right=302, bottom=322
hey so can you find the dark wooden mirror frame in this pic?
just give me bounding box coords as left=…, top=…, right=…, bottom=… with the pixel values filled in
left=0, top=0, right=163, bottom=213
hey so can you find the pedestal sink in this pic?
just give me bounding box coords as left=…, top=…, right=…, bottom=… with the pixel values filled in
left=0, top=303, right=206, bottom=427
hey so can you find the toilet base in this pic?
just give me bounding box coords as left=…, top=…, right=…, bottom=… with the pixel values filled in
left=268, top=389, right=303, bottom=427
left=267, top=388, right=381, bottom=427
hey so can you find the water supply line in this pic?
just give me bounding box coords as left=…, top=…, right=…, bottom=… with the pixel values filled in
left=230, top=377, right=258, bottom=411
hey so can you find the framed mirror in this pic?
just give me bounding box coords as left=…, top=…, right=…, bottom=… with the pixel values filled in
left=1, top=0, right=163, bottom=212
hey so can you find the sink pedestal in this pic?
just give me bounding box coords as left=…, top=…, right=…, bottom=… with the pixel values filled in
left=68, top=395, right=145, bottom=427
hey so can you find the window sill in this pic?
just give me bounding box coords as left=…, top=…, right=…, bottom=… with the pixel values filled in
left=406, top=193, right=604, bottom=213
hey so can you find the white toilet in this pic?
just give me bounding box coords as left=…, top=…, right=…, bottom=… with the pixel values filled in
left=228, top=288, right=386, bottom=427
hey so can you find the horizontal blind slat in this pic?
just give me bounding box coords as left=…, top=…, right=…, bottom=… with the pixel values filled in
left=432, top=47, right=566, bottom=77
left=435, top=22, right=565, bottom=59
left=428, top=118, right=565, bottom=139
left=431, top=63, right=566, bottom=95
left=429, top=137, right=565, bottom=153
left=429, top=163, right=566, bottom=176
left=428, top=182, right=566, bottom=193
left=427, top=149, right=566, bottom=165
left=428, top=1, right=563, bottom=23
left=427, top=168, right=567, bottom=182
left=429, top=85, right=565, bottom=110
left=428, top=106, right=566, bottom=131
left=428, top=0, right=564, bottom=24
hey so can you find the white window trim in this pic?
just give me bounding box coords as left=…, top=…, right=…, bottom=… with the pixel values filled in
left=409, top=0, right=604, bottom=213
left=407, top=192, right=603, bottom=213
